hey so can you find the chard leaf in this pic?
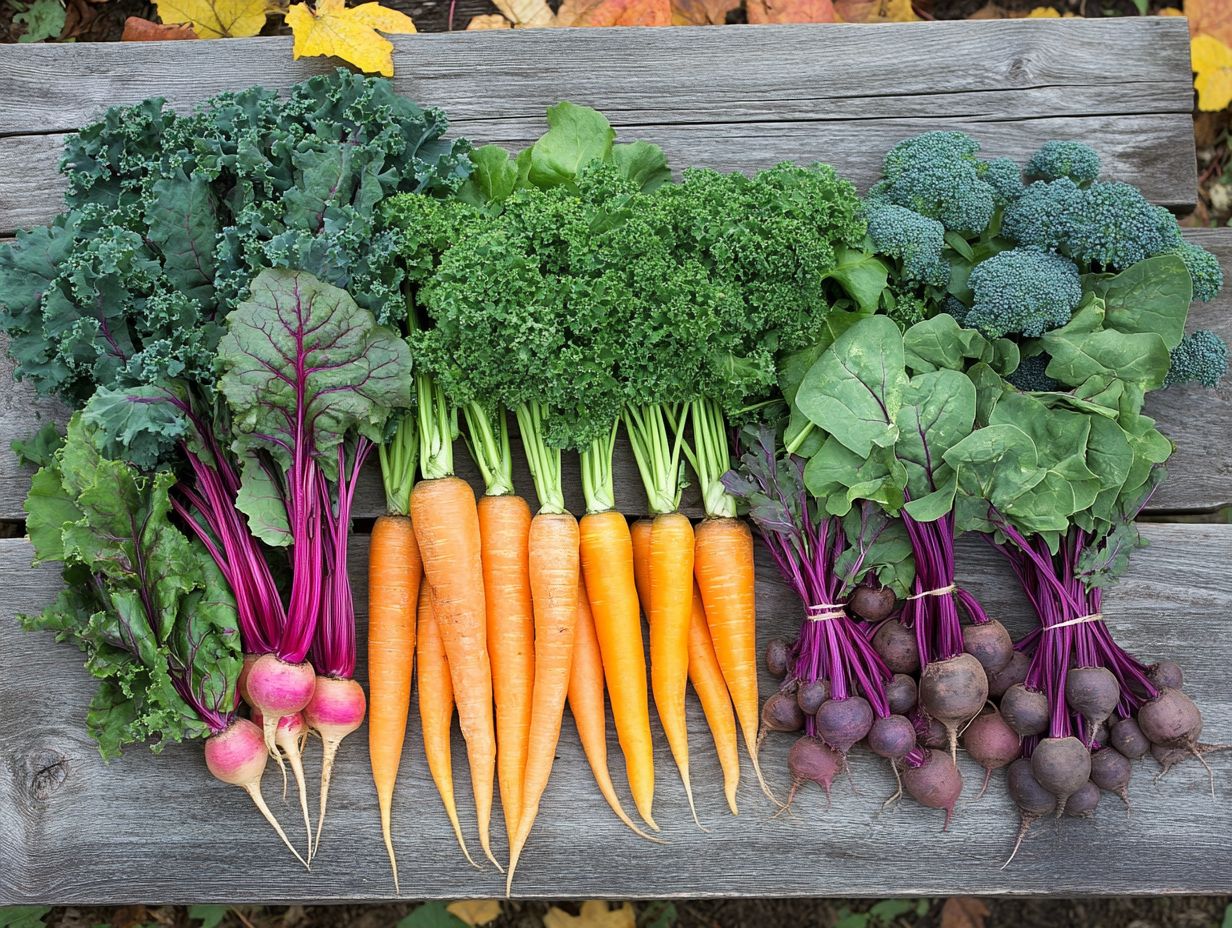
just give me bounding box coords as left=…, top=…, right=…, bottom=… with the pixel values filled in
left=12, top=422, right=65, bottom=469
left=234, top=457, right=292, bottom=547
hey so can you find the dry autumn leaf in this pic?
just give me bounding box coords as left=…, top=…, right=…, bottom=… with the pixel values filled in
left=671, top=0, right=740, bottom=25
left=834, top=0, right=917, bottom=23
left=746, top=0, right=836, bottom=22
left=153, top=0, right=268, bottom=37
left=1192, top=33, right=1232, bottom=111
left=445, top=901, right=503, bottom=927
left=1187, top=0, right=1232, bottom=47
left=122, top=14, right=197, bottom=37
left=467, top=12, right=512, bottom=26
left=940, top=897, right=991, bottom=928
left=286, top=0, right=416, bottom=76
left=543, top=902, right=637, bottom=928
left=557, top=0, right=671, bottom=25
left=491, top=0, right=555, bottom=26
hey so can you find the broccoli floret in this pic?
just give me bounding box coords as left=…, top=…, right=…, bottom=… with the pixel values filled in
left=882, top=131, right=982, bottom=180
left=982, top=157, right=1024, bottom=203
left=1062, top=182, right=1183, bottom=270
left=1164, top=330, right=1229, bottom=388
left=878, top=131, right=997, bottom=236
left=1001, top=178, right=1080, bottom=250
left=885, top=288, right=929, bottom=331
left=966, top=248, right=1083, bottom=338
left=941, top=294, right=970, bottom=325
left=866, top=204, right=950, bottom=287
left=1172, top=241, right=1225, bottom=303
left=1007, top=353, right=1059, bottom=392
left=1025, top=141, right=1101, bottom=186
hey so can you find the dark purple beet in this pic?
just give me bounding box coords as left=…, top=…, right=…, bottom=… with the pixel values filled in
left=1031, top=736, right=1092, bottom=810
left=885, top=673, right=918, bottom=716
left=988, top=649, right=1031, bottom=699
left=867, top=714, right=917, bottom=760
left=850, top=585, right=896, bottom=623
left=962, top=619, right=1014, bottom=676
left=797, top=680, right=830, bottom=716
left=761, top=691, right=805, bottom=733
left=920, top=715, right=947, bottom=749
left=1063, top=781, right=1101, bottom=818
left=872, top=620, right=920, bottom=675
left=1065, top=666, right=1121, bottom=736
left=815, top=695, right=874, bottom=754
left=786, top=736, right=843, bottom=808
left=1109, top=717, right=1151, bottom=759
left=1004, top=758, right=1056, bottom=868
left=962, top=708, right=1022, bottom=798
left=1148, top=659, right=1184, bottom=690
left=1089, top=746, right=1132, bottom=807
left=1000, top=684, right=1049, bottom=738
left=919, top=653, right=988, bottom=761
left=903, top=749, right=963, bottom=830
left=765, top=638, right=791, bottom=678
left=1137, top=688, right=1202, bottom=749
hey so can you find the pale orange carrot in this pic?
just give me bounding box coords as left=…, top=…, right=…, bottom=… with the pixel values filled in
left=506, top=512, right=580, bottom=894
left=478, top=493, right=535, bottom=844
left=582, top=511, right=657, bottom=831
left=417, top=584, right=478, bottom=869
left=367, top=513, right=422, bottom=891
left=688, top=582, right=740, bottom=815
left=410, top=475, right=498, bottom=868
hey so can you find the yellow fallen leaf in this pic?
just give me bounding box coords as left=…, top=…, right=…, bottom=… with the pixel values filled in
left=446, top=901, right=502, bottom=927
left=1192, top=33, right=1232, bottom=111
left=834, top=0, right=917, bottom=23
left=1160, top=6, right=1183, bottom=13
left=543, top=901, right=636, bottom=928
left=153, top=0, right=268, bottom=37
left=286, top=0, right=415, bottom=77
left=490, top=0, right=555, bottom=26
left=467, top=12, right=512, bottom=27
left=1026, top=6, right=1059, bottom=15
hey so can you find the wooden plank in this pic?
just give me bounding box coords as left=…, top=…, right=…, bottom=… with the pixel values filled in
left=0, top=19, right=1200, bottom=235
left=2, top=522, right=1229, bottom=902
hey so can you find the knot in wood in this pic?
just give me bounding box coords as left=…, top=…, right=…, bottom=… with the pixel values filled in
left=26, top=748, right=69, bottom=801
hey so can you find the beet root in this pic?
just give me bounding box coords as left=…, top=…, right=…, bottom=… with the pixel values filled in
left=961, top=708, right=1022, bottom=799
left=988, top=650, right=1030, bottom=699
left=962, top=619, right=1014, bottom=676
left=902, top=749, right=963, bottom=830
left=872, top=620, right=920, bottom=675
left=868, top=714, right=918, bottom=761
left=1109, top=717, right=1151, bottom=759
left=1031, top=736, right=1092, bottom=812
left=1137, top=687, right=1202, bottom=749
left=1003, top=757, right=1057, bottom=869
left=1089, top=746, right=1132, bottom=808
left=885, top=673, right=918, bottom=716
left=1148, top=659, right=1184, bottom=690
left=796, top=680, right=830, bottom=716
left=762, top=691, right=806, bottom=734
left=765, top=638, right=792, bottom=678
left=785, top=736, right=843, bottom=810
left=1065, top=666, right=1121, bottom=741
left=918, top=714, right=948, bottom=749
left=815, top=696, right=874, bottom=755
left=1000, top=684, right=1050, bottom=738
left=850, top=584, right=896, bottom=623
left=1062, top=780, right=1101, bottom=818
left=919, top=652, right=989, bottom=762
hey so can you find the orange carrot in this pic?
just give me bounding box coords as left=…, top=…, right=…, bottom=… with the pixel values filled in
left=630, top=518, right=652, bottom=609
left=367, top=513, right=422, bottom=891
left=582, top=511, right=657, bottom=831
left=411, top=475, right=498, bottom=868
left=506, top=511, right=580, bottom=894
left=695, top=516, right=772, bottom=800
left=570, top=572, right=661, bottom=842
left=417, top=583, right=478, bottom=869
left=688, top=582, right=741, bottom=815
left=478, top=492, right=535, bottom=843
left=648, top=510, right=700, bottom=826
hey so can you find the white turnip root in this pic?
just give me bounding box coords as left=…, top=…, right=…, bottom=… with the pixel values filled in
left=304, top=674, right=366, bottom=859
left=815, top=696, right=874, bottom=756
left=919, top=652, right=988, bottom=763
left=902, top=748, right=963, bottom=830
left=962, top=620, right=1014, bottom=676
left=1000, top=684, right=1049, bottom=738
left=204, top=717, right=307, bottom=867
left=872, top=620, right=920, bottom=675
left=961, top=708, right=1021, bottom=799
left=252, top=708, right=312, bottom=850
left=1031, top=736, right=1092, bottom=812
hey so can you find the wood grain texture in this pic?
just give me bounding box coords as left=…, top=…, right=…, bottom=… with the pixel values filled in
left=0, top=18, right=1200, bottom=233
left=2, top=522, right=1229, bottom=902
left=4, top=227, right=1231, bottom=520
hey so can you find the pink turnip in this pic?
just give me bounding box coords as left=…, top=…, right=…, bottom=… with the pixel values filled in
left=245, top=654, right=317, bottom=753
left=304, top=674, right=366, bottom=859
left=237, top=652, right=261, bottom=707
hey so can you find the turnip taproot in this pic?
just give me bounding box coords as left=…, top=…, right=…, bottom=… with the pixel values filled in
left=902, top=748, right=963, bottom=830
left=251, top=709, right=312, bottom=850
left=304, top=675, right=367, bottom=858
left=245, top=654, right=317, bottom=754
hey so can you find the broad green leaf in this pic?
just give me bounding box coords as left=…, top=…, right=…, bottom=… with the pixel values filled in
left=23, top=465, right=80, bottom=564
left=612, top=141, right=671, bottom=192
left=145, top=172, right=218, bottom=303
left=903, top=314, right=993, bottom=374
left=526, top=102, right=615, bottom=190
left=234, top=457, right=292, bottom=547
left=945, top=423, right=1043, bottom=513
left=895, top=368, right=976, bottom=508
left=1090, top=255, right=1191, bottom=350
left=824, top=247, right=889, bottom=314
left=458, top=145, right=518, bottom=207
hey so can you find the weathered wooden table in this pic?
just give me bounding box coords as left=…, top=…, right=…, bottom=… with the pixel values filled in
left=1, top=18, right=1230, bottom=903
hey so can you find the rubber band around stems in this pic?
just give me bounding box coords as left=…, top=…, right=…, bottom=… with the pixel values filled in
left=806, top=603, right=847, bottom=622
left=1045, top=612, right=1103, bottom=631
left=905, top=583, right=956, bottom=601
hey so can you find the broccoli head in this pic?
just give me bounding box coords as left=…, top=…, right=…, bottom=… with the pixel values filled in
left=1000, top=178, right=1080, bottom=251
left=885, top=288, right=929, bottom=331
left=941, top=294, right=970, bottom=326
left=882, top=131, right=983, bottom=180
left=981, top=157, right=1025, bottom=203
left=865, top=203, right=950, bottom=287
left=1007, top=352, right=1059, bottom=393
left=877, top=131, right=997, bottom=236
left=1172, top=241, right=1225, bottom=303
left=1025, top=141, right=1101, bottom=186
left=1061, top=181, right=1182, bottom=270
left=1164, top=330, right=1229, bottom=388
left=966, top=248, right=1083, bottom=338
